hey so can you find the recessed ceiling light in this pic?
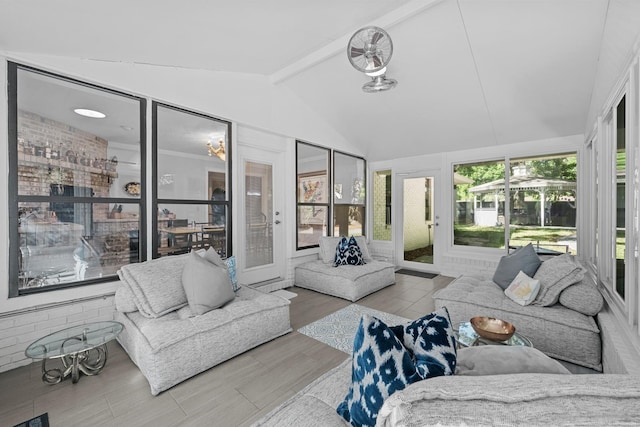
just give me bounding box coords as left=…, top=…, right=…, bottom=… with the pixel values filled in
left=74, top=108, right=106, bottom=119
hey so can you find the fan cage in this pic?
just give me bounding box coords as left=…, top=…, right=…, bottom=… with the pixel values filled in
left=347, top=26, right=394, bottom=75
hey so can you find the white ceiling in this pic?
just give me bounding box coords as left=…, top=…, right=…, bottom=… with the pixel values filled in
left=2, top=0, right=640, bottom=161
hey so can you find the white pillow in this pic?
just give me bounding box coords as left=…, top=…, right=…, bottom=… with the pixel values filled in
left=504, top=271, right=540, bottom=306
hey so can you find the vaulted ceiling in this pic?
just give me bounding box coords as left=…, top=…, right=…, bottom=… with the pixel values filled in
left=1, top=0, right=639, bottom=161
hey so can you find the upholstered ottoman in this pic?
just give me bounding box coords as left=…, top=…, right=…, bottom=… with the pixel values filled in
left=433, top=275, right=602, bottom=371
left=116, top=285, right=291, bottom=395
left=294, top=236, right=395, bottom=302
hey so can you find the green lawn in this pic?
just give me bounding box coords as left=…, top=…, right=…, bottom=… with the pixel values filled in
left=454, top=225, right=577, bottom=254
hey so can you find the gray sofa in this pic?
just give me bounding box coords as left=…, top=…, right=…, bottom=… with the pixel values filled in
left=253, top=349, right=640, bottom=427
left=114, top=253, right=291, bottom=395
left=434, top=255, right=603, bottom=371
left=295, top=236, right=395, bottom=302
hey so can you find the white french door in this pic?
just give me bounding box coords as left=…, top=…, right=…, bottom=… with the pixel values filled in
left=396, top=170, right=440, bottom=272
left=237, top=145, right=285, bottom=285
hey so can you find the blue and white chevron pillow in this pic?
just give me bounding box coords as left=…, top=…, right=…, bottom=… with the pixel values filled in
left=337, top=309, right=457, bottom=427
left=337, top=314, right=419, bottom=427
left=334, top=236, right=366, bottom=267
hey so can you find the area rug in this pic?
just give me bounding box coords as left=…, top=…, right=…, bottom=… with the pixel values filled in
left=13, top=413, right=49, bottom=427
left=298, top=304, right=409, bottom=354
left=396, top=269, right=438, bottom=279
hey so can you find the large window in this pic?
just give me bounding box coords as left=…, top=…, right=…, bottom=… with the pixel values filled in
left=372, top=170, right=392, bottom=241
left=333, top=151, right=366, bottom=238
left=295, top=141, right=366, bottom=249
left=296, top=142, right=330, bottom=249
left=8, top=63, right=146, bottom=296
left=453, top=160, right=506, bottom=249
left=152, top=103, right=231, bottom=258
left=454, top=154, right=578, bottom=254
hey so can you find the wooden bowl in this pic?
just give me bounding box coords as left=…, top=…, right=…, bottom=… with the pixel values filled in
left=470, top=316, right=515, bottom=342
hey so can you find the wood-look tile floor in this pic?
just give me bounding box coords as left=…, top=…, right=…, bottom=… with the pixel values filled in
left=0, top=273, right=453, bottom=427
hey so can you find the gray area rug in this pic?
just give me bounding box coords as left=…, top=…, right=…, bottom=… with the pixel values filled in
left=297, top=304, right=409, bottom=354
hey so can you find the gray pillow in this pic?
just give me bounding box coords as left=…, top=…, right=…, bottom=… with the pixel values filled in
left=203, top=247, right=226, bottom=268
left=182, top=252, right=235, bottom=315
left=532, top=254, right=585, bottom=306
left=455, top=346, right=571, bottom=376
left=492, top=244, right=541, bottom=290
left=558, top=280, right=604, bottom=316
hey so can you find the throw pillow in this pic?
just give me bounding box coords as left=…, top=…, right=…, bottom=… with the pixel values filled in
left=203, top=247, right=226, bottom=268
left=455, top=346, right=570, bottom=376
left=182, top=252, right=235, bottom=315
left=337, top=315, right=420, bottom=427
left=532, top=254, right=585, bottom=306
left=224, top=256, right=238, bottom=292
left=114, top=283, right=138, bottom=313
left=334, top=236, right=366, bottom=267
left=558, top=280, right=604, bottom=316
left=492, top=244, right=541, bottom=290
left=504, top=271, right=541, bottom=306
left=319, top=236, right=373, bottom=264
left=390, top=307, right=457, bottom=379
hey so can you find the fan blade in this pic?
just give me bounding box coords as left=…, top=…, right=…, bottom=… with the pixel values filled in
left=350, top=47, right=365, bottom=58
left=370, top=31, right=384, bottom=44
left=372, top=55, right=383, bottom=68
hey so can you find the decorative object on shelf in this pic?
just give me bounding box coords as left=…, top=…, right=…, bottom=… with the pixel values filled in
left=124, top=181, right=141, bottom=196
left=470, top=316, right=516, bottom=342
left=207, top=139, right=226, bottom=161
left=347, top=26, right=397, bottom=93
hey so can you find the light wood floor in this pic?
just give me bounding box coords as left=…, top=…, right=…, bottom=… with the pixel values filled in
left=0, top=273, right=453, bottom=427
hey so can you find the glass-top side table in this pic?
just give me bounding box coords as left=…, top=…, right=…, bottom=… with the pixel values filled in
left=456, top=321, right=532, bottom=348
left=25, top=321, right=123, bottom=384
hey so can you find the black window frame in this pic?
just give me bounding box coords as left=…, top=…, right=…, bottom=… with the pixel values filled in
left=295, top=140, right=331, bottom=250
left=8, top=61, right=147, bottom=297
left=332, top=150, right=367, bottom=238
left=151, top=102, right=233, bottom=259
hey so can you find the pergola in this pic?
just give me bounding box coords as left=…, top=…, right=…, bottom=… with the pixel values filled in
left=469, top=175, right=576, bottom=226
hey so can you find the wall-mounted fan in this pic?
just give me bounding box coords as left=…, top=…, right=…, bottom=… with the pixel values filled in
left=347, top=26, right=398, bottom=93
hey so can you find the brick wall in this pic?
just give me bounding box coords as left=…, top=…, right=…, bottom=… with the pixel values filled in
left=17, top=109, right=116, bottom=221
left=0, top=295, right=116, bottom=373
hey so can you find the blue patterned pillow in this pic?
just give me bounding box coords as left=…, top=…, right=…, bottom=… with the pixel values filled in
left=334, top=236, right=366, bottom=267
left=224, top=256, right=238, bottom=292
left=337, top=315, right=419, bottom=427
left=390, top=307, right=457, bottom=379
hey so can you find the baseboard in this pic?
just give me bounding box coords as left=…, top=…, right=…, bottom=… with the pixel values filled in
left=249, top=279, right=293, bottom=293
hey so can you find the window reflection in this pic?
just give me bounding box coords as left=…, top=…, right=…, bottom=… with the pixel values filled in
left=154, top=103, right=231, bottom=258
left=12, top=64, right=144, bottom=294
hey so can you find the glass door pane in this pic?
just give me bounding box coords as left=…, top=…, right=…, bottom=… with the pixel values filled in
left=403, top=175, right=435, bottom=265
left=245, top=161, right=273, bottom=269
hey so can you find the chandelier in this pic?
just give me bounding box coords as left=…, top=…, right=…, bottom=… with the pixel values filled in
left=207, top=139, right=226, bottom=161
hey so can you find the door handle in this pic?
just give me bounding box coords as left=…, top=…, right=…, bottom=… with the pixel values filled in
left=274, top=220, right=281, bottom=225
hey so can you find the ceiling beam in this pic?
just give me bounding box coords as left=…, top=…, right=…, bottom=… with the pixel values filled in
left=269, top=0, right=445, bottom=84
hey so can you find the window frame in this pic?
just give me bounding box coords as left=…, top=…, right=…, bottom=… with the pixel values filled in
left=151, top=101, right=233, bottom=259
left=295, top=140, right=331, bottom=250
left=332, top=150, right=366, bottom=239
left=451, top=151, right=579, bottom=255
left=8, top=61, right=147, bottom=297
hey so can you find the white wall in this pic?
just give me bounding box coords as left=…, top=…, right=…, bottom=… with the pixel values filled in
left=0, top=52, right=363, bottom=372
